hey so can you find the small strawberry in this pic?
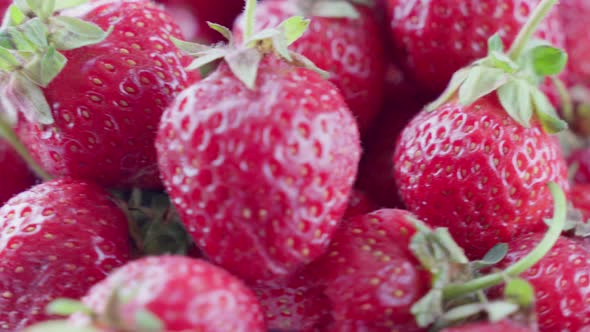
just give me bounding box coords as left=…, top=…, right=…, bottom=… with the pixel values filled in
left=66, top=256, right=266, bottom=332
left=0, top=178, right=131, bottom=331
left=157, top=0, right=360, bottom=282
left=0, top=139, right=36, bottom=205
left=233, top=0, right=386, bottom=132
left=441, top=320, right=533, bottom=332
left=386, top=0, right=564, bottom=95
left=251, top=273, right=332, bottom=332
left=0, top=0, right=196, bottom=189
left=394, top=0, right=569, bottom=258
left=495, top=234, right=590, bottom=332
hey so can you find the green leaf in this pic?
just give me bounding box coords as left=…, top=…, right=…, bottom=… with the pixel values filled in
left=411, top=289, right=444, bottom=327
left=171, top=37, right=211, bottom=56
left=5, top=5, right=27, bottom=27
left=246, top=28, right=280, bottom=46
left=206, top=22, right=233, bottom=43
left=458, top=66, right=508, bottom=106
left=21, top=18, right=49, bottom=49
left=278, top=16, right=310, bottom=46
left=497, top=79, right=534, bottom=128
left=488, top=51, right=519, bottom=73
left=310, top=1, right=360, bottom=19
left=487, top=33, right=504, bottom=53
left=22, top=320, right=100, bottom=332
left=530, top=45, right=567, bottom=76
left=26, top=0, right=55, bottom=20
left=49, top=16, right=111, bottom=50
left=271, top=34, right=291, bottom=61
left=0, top=47, right=20, bottom=71
left=2, top=72, right=54, bottom=124
left=504, top=278, right=535, bottom=307
left=54, top=0, right=88, bottom=11
left=426, top=68, right=469, bottom=112
left=14, top=0, right=32, bottom=14
left=472, top=243, right=508, bottom=269
left=46, top=298, right=92, bottom=316
left=530, top=87, right=568, bottom=133
left=185, top=48, right=228, bottom=71
left=135, top=309, right=164, bottom=331
left=33, top=45, right=67, bottom=86
left=225, top=48, right=263, bottom=90
left=1, top=27, right=38, bottom=52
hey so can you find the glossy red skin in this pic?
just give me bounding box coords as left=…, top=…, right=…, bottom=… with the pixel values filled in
left=0, top=0, right=9, bottom=17
left=497, top=235, right=590, bottom=332
left=16, top=0, right=194, bottom=190
left=157, top=56, right=361, bottom=283
left=234, top=0, right=386, bottom=133
left=307, top=209, right=429, bottom=331
left=157, top=0, right=244, bottom=42
left=394, top=96, right=569, bottom=259
left=568, top=148, right=590, bottom=184
left=559, top=0, right=590, bottom=86
left=0, top=178, right=130, bottom=331
left=386, top=0, right=564, bottom=94
left=0, top=140, right=36, bottom=205
left=251, top=273, right=332, bottom=332
left=76, top=256, right=265, bottom=331
left=344, top=190, right=379, bottom=219
left=441, top=320, right=533, bottom=332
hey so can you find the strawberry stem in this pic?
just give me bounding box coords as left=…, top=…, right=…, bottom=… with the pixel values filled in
left=507, top=0, right=558, bottom=60
left=0, top=116, right=52, bottom=181
left=243, top=0, right=256, bottom=41
left=442, top=182, right=566, bottom=299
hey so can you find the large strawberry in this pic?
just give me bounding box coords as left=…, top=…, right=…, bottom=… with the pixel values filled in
left=0, top=0, right=196, bottom=189
left=157, top=0, right=360, bottom=282
left=386, top=0, right=564, bottom=95
left=0, top=139, right=36, bottom=205
left=394, top=0, right=569, bottom=259
left=496, top=234, right=590, bottom=332
left=65, top=256, right=265, bottom=331
left=233, top=0, right=385, bottom=133
left=0, top=178, right=130, bottom=331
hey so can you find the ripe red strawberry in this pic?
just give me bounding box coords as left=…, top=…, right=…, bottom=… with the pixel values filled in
left=234, top=0, right=386, bottom=132
left=441, top=320, right=533, bottom=332
left=558, top=0, right=590, bottom=87
left=0, top=0, right=9, bottom=16
left=11, top=0, right=197, bottom=189
left=344, top=189, right=378, bottom=219
left=157, top=53, right=360, bottom=282
left=571, top=184, right=590, bottom=220
left=73, top=256, right=266, bottom=331
left=394, top=96, right=569, bottom=258
left=156, top=0, right=244, bottom=42
left=568, top=147, right=590, bottom=184
left=0, top=140, right=36, bottom=205
left=306, top=209, right=429, bottom=331
left=386, top=0, right=564, bottom=94
left=0, top=178, right=130, bottom=331
left=251, top=273, right=332, bottom=331
left=496, top=234, right=590, bottom=332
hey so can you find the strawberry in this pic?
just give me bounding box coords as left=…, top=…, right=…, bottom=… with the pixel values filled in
left=0, top=178, right=130, bottom=331
left=306, top=209, right=429, bottom=331
left=441, top=320, right=533, bottom=332
left=1, top=0, right=196, bottom=189
left=558, top=0, right=590, bottom=87
left=233, top=0, right=386, bottom=132
left=70, top=256, right=265, bottom=332
left=251, top=273, right=332, bottom=332
left=386, top=0, right=564, bottom=95
left=343, top=189, right=378, bottom=219
left=568, top=147, right=590, bottom=184
left=571, top=184, right=590, bottom=220
left=157, top=1, right=360, bottom=282
left=0, top=139, right=36, bottom=205
left=393, top=0, right=570, bottom=259
left=0, top=0, right=9, bottom=16
left=156, top=0, right=244, bottom=43
left=495, top=234, right=590, bottom=332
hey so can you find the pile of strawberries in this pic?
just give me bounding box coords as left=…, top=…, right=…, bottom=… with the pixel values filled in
left=1, top=0, right=590, bottom=331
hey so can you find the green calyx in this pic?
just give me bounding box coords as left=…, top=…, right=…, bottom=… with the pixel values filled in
left=0, top=0, right=111, bottom=126
left=409, top=182, right=567, bottom=328
left=427, top=0, right=568, bottom=134
left=173, top=0, right=327, bottom=90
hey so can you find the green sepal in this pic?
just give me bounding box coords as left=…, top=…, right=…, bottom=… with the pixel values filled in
left=310, top=1, right=360, bottom=19
left=426, top=68, right=469, bottom=112
left=458, top=66, right=508, bottom=106
left=46, top=298, right=92, bottom=316
left=471, top=243, right=508, bottom=270
left=206, top=22, right=233, bottom=43
left=185, top=47, right=228, bottom=72
left=278, top=16, right=310, bottom=46
left=21, top=321, right=100, bottom=332
left=411, top=289, right=444, bottom=327
left=530, top=87, right=568, bottom=133
left=504, top=278, right=535, bottom=308
left=49, top=16, right=112, bottom=50
left=2, top=72, right=54, bottom=124
left=21, top=18, right=50, bottom=50
left=0, top=26, right=39, bottom=52
left=26, top=0, right=56, bottom=21
left=529, top=44, right=567, bottom=77
left=487, top=33, right=504, bottom=53
left=289, top=51, right=330, bottom=78
left=54, top=0, right=88, bottom=11
left=0, top=46, right=20, bottom=70
left=135, top=309, right=164, bottom=332
left=438, top=301, right=519, bottom=325
left=225, top=48, right=263, bottom=89
left=171, top=36, right=211, bottom=55
left=22, top=44, right=67, bottom=87
left=498, top=79, right=534, bottom=128
left=2, top=5, right=27, bottom=28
